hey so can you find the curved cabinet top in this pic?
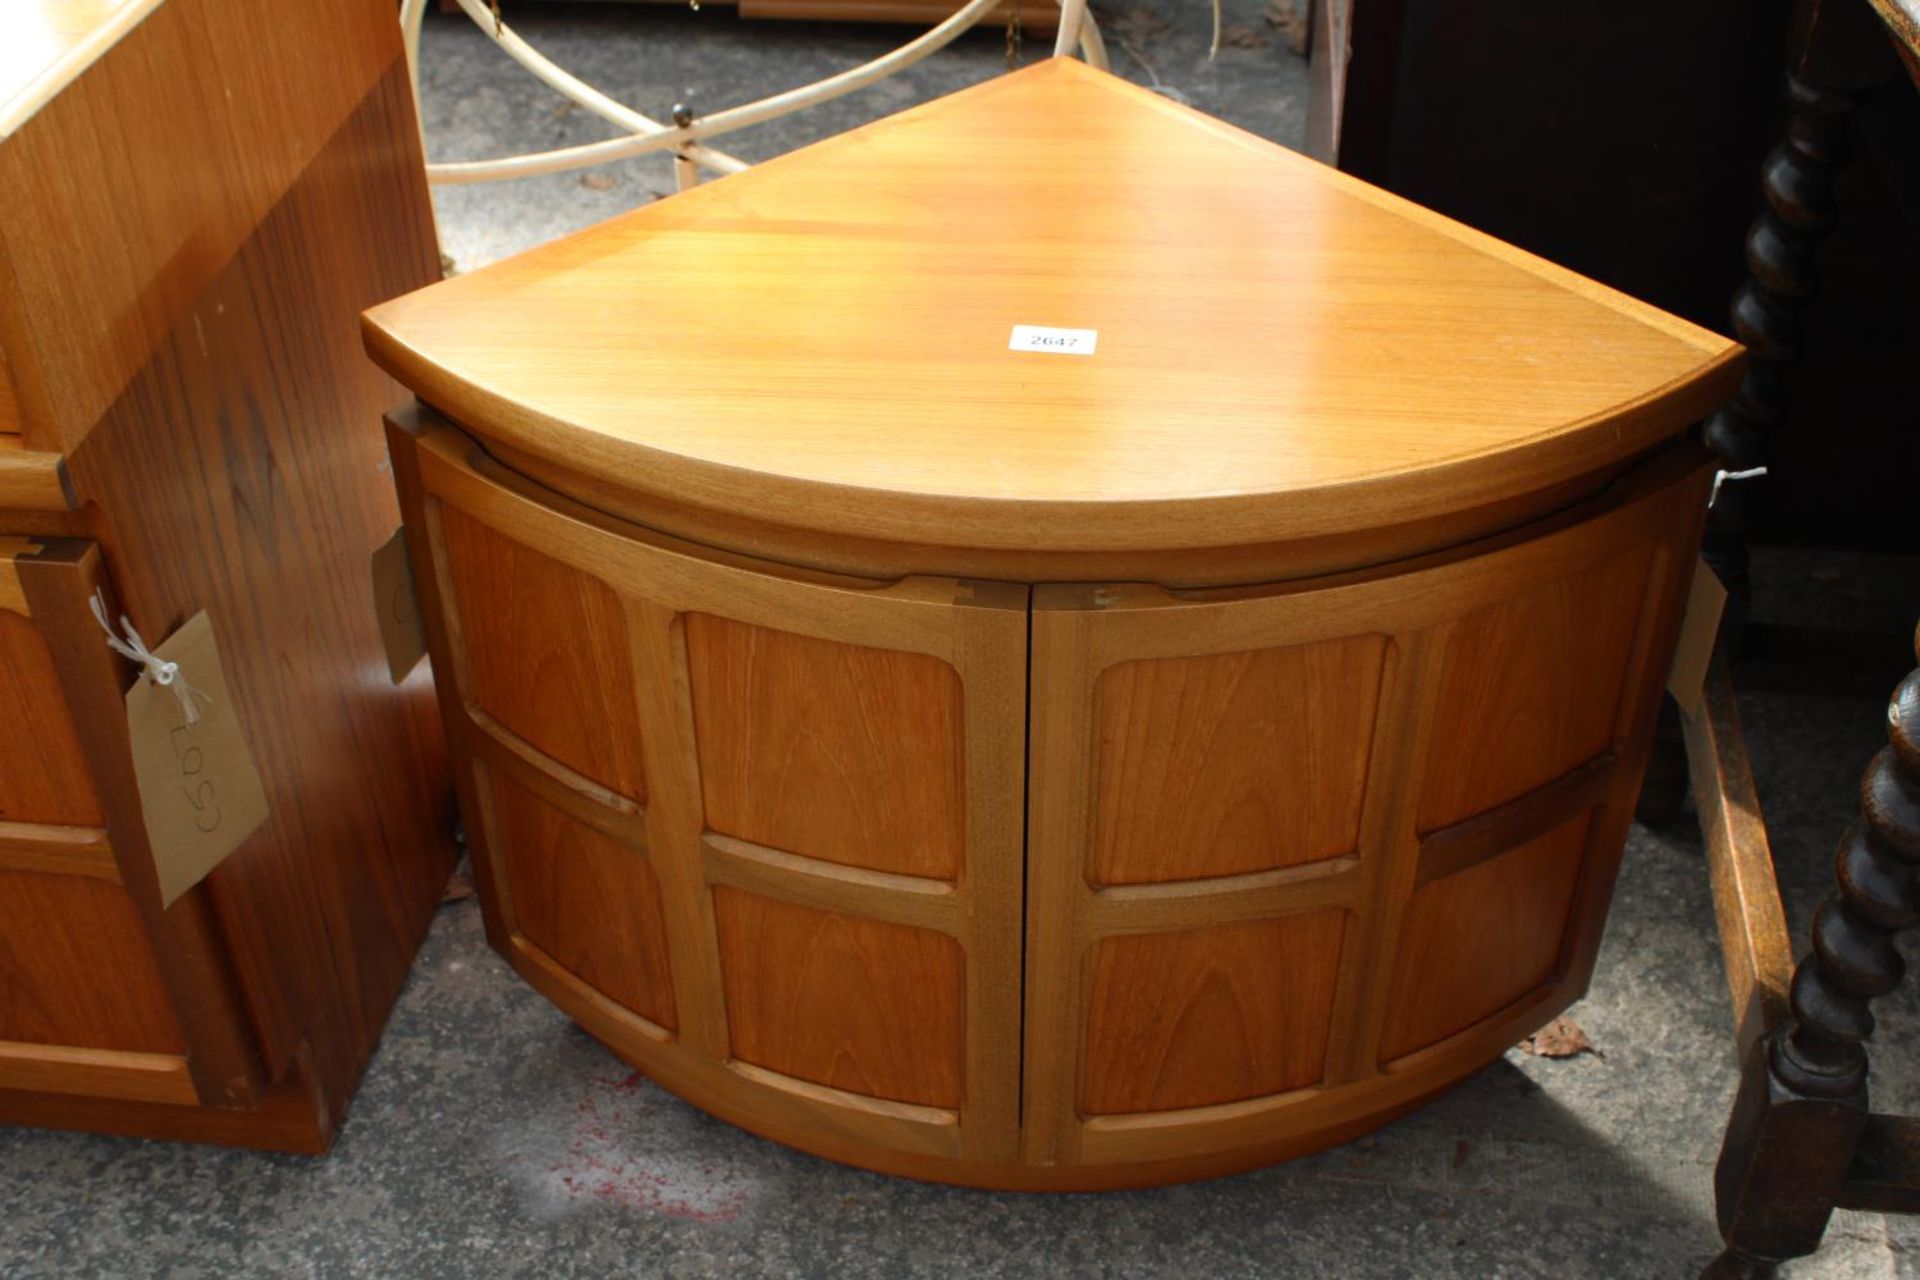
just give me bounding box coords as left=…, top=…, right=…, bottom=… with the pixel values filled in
left=363, top=58, right=1741, bottom=559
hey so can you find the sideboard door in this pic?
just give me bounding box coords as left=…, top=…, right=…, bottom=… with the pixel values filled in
left=0, top=539, right=262, bottom=1111
left=1023, top=457, right=1709, bottom=1175
left=396, top=415, right=1030, bottom=1168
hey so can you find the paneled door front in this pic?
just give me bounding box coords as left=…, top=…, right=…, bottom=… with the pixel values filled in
left=1022, top=457, right=1709, bottom=1175
left=394, top=416, right=1030, bottom=1169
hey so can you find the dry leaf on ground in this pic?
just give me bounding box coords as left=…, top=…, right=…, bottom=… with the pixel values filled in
left=1518, top=1014, right=1600, bottom=1060
left=441, top=867, right=476, bottom=904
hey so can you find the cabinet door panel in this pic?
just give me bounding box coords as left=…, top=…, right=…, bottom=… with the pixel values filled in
left=1026, top=459, right=1706, bottom=1169
left=0, top=870, right=185, bottom=1054
left=403, top=418, right=1028, bottom=1165
left=0, top=598, right=102, bottom=826
left=1082, top=911, right=1346, bottom=1114
left=0, top=540, right=240, bottom=1109
left=688, top=614, right=966, bottom=880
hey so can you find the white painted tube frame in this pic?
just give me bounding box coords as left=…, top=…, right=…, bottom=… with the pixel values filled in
left=404, top=0, right=1108, bottom=186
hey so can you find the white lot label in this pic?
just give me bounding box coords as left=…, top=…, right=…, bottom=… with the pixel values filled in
left=1009, top=324, right=1098, bottom=356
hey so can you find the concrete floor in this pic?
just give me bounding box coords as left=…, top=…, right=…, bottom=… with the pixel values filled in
left=6, top=8, right=1920, bottom=1277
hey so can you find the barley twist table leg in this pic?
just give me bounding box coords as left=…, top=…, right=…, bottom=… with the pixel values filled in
left=1705, top=626, right=1920, bottom=1275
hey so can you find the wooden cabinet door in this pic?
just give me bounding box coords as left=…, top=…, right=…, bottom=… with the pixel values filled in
left=395, top=414, right=1030, bottom=1168
left=0, top=540, right=259, bottom=1110
left=1022, top=457, right=1709, bottom=1174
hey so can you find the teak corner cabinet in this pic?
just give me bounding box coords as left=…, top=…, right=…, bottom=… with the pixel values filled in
left=365, top=59, right=1745, bottom=1187
left=0, top=0, right=452, bottom=1150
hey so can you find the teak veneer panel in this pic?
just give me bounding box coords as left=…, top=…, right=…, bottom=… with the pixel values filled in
left=48, top=56, right=453, bottom=1116
left=0, top=869, right=184, bottom=1054
left=442, top=504, right=650, bottom=804
left=713, top=887, right=966, bottom=1110
left=0, top=349, right=21, bottom=433
left=1417, top=547, right=1652, bottom=831
left=688, top=613, right=966, bottom=880
left=0, top=0, right=405, bottom=450
left=397, top=415, right=1029, bottom=1166
left=387, top=411, right=1710, bottom=1187
left=1082, top=910, right=1346, bottom=1114
left=1089, top=637, right=1385, bottom=884
left=0, top=0, right=453, bottom=1151
left=1017, top=449, right=1708, bottom=1178
left=0, top=606, right=102, bottom=826
left=1380, top=814, right=1596, bottom=1062
left=493, top=773, right=676, bottom=1031
left=0, top=0, right=159, bottom=139
left=0, top=1041, right=195, bottom=1107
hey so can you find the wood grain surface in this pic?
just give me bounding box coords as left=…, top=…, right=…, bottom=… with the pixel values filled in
left=364, top=59, right=1740, bottom=558
left=714, top=886, right=966, bottom=1109
left=443, top=504, right=651, bottom=803
left=0, top=443, right=69, bottom=514
left=0, top=869, right=184, bottom=1053
left=0, top=0, right=159, bottom=138
left=1081, top=910, right=1345, bottom=1113
left=369, top=55, right=1733, bottom=1182
left=390, top=413, right=1713, bottom=1188
left=1017, top=452, right=1708, bottom=1175
left=0, top=1040, right=195, bottom=1106
left=493, top=773, right=677, bottom=1030
left=1687, top=654, right=1794, bottom=1061
left=44, top=54, right=452, bottom=1122
left=1379, top=813, right=1595, bottom=1061
left=0, top=0, right=454, bottom=1150
left=0, top=350, right=21, bottom=432
left=0, top=607, right=102, bottom=827
left=1416, top=547, right=1651, bottom=831
left=1089, top=637, right=1385, bottom=883
left=0, top=822, right=120, bottom=882
left=688, top=613, right=966, bottom=879
left=400, top=414, right=1029, bottom=1163
left=0, top=0, right=403, bottom=451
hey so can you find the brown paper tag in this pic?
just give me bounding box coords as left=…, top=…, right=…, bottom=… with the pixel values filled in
left=370, top=526, right=428, bottom=683
left=1667, top=558, right=1727, bottom=718
left=124, top=611, right=270, bottom=908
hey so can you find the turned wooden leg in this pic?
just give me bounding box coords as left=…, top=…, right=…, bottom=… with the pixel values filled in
left=1646, top=78, right=1856, bottom=829
left=1699, top=73, right=1856, bottom=634
left=1705, top=626, right=1920, bottom=1273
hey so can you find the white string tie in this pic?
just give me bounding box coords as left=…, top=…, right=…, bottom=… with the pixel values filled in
left=89, top=590, right=205, bottom=726
left=1710, top=465, right=1769, bottom=507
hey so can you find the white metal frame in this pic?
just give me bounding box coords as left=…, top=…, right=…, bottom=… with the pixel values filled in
left=401, top=0, right=1109, bottom=191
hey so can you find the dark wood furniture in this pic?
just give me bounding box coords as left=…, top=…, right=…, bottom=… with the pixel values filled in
left=0, top=0, right=454, bottom=1151
left=1694, top=1, right=1920, bottom=1273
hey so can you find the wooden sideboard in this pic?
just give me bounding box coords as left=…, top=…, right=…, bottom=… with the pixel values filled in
left=364, top=59, right=1743, bottom=1186
left=0, top=0, right=453, bottom=1150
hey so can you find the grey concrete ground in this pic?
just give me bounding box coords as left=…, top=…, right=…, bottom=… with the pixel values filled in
left=4, top=8, right=1919, bottom=1278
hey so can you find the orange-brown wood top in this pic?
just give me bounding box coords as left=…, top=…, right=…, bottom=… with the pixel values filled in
left=0, top=0, right=159, bottom=138
left=365, top=57, right=1742, bottom=555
